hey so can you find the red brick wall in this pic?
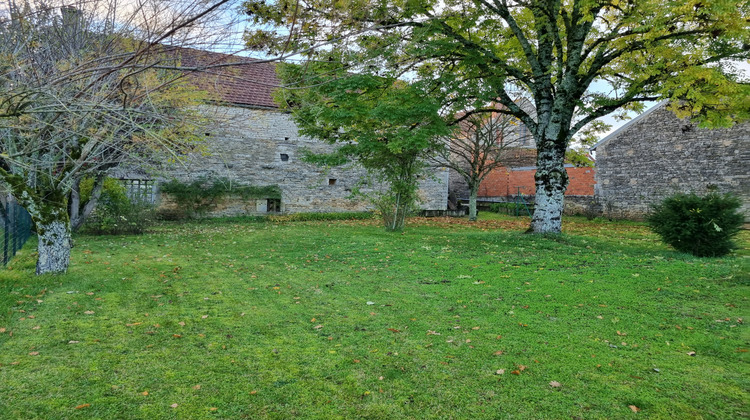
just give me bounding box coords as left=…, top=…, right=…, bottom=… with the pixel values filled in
left=479, top=166, right=595, bottom=197
left=566, top=167, right=595, bottom=195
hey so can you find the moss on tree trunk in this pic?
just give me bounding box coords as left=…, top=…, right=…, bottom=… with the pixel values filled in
left=1, top=171, right=72, bottom=274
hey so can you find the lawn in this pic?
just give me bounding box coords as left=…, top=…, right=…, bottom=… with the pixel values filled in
left=0, top=215, right=747, bottom=419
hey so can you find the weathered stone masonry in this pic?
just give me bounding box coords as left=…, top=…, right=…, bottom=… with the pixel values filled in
left=119, top=50, right=448, bottom=216
left=162, top=105, right=449, bottom=216
left=593, top=103, right=749, bottom=220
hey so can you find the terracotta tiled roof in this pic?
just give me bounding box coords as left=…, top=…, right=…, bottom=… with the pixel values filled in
left=166, top=47, right=280, bottom=108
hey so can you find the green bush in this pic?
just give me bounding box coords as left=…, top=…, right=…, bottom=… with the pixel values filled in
left=647, top=192, right=744, bottom=257
left=80, top=178, right=156, bottom=235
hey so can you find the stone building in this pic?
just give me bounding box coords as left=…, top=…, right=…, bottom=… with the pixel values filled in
left=591, top=102, right=749, bottom=220
left=121, top=50, right=449, bottom=216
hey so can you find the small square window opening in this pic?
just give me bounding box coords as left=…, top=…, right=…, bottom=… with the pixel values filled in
left=328, top=178, right=337, bottom=186
left=280, top=153, right=289, bottom=162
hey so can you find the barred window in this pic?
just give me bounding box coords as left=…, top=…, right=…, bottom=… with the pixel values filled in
left=120, top=179, right=156, bottom=204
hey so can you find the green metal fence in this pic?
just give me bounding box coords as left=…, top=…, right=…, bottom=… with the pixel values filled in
left=1, top=199, right=33, bottom=265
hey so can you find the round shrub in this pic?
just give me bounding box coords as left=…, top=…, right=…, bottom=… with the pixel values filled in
left=647, top=192, right=744, bottom=257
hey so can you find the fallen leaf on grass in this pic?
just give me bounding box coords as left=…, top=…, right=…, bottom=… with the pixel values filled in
left=387, top=328, right=401, bottom=333
left=511, top=370, right=521, bottom=375
left=201, top=315, right=209, bottom=319
left=28, top=352, right=39, bottom=356
left=686, top=351, right=696, bottom=356
left=493, top=351, right=504, bottom=355
left=495, top=369, right=505, bottom=375
left=170, top=403, right=178, bottom=408
left=32, top=326, right=40, bottom=330
left=75, top=404, right=90, bottom=409
left=628, top=405, right=640, bottom=413
left=249, top=390, right=257, bottom=395
left=549, top=381, right=561, bottom=388
left=426, top=330, right=440, bottom=335
left=68, top=341, right=79, bottom=344
left=172, top=334, right=182, bottom=338
left=0, top=328, right=5, bottom=333
left=126, top=322, right=142, bottom=327
left=209, top=407, right=218, bottom=411
left=84, top=311, right=95, bottom=315
left=178, top=322, right=186, bottom=326
left=193, top=385, right=201, bottom=390
left=313, top=325, right=323, bottom=330
left=518, top=365, right=527, bottom=371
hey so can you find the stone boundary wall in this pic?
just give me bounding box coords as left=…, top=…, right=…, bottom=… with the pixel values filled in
left=476, top=195, right=595, bottom=216
left=594, top=106, right=750, bottom=220
left=159, top=105, right=449, bottom=215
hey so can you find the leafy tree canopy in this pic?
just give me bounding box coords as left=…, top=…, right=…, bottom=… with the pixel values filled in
left=247, top=0, right=749, bottom=233
left=276, top=63, right=451, bottom=230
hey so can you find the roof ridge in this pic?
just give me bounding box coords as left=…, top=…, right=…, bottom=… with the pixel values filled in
left=590, top=101, right=668, bottom=151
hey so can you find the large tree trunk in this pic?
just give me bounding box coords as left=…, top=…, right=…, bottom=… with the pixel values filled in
left=35, top=218, right=72, bottom=274
left=1, top=168, right=75, bottom=274
left=468, top=183, right=479, bottom=221
left=530, top=141, right=568, bottom=234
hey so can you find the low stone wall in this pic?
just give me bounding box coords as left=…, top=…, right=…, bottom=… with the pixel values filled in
left=474, top=195, right=596, bottom=216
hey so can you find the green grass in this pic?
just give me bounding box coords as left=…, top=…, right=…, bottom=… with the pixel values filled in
left=0, top=215, right=748, bottom=419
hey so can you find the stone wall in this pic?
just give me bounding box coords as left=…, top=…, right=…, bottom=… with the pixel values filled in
left=159, top=105, right=448, bottom=216
left=594, top=105, right=750, bottom=220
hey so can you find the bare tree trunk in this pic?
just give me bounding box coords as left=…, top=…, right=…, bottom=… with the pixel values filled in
left=70, top=175, right=105, bottom=231
left=35, top=219, right=72, bottom=274
left=69, top=181, right=81, bottom=229
left=468, top=183, right=479, bottom=221
left=530, top=142, right=568, bottom=234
